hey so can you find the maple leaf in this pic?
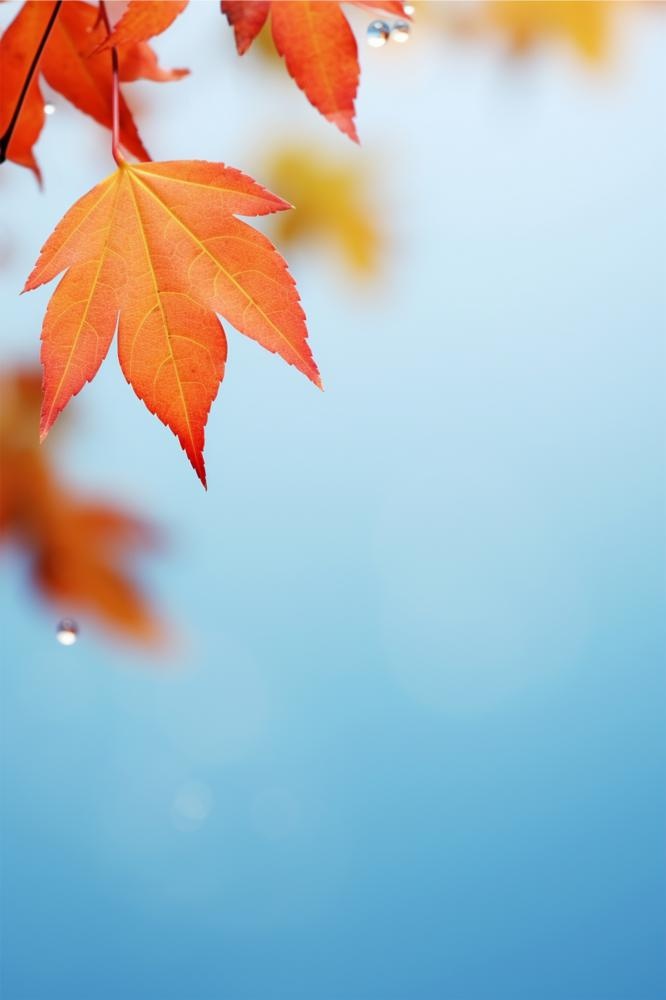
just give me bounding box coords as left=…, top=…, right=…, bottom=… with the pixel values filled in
left=221, top=1, right=410, bottom=141
left=485, top=1, right=610, bottom=61
left=0, top=1, right=52, bottom=176
left=96, top=0, right=189, bottom=51
left=266, top=144, right=380, bottom=277
left=25, top=159, right=320, bottom=487
left=0, top=369, right=164, bottom=644
left=0, top=0, right=187, bottom=178
left=116, top=40, right=189, bottom=84
left=436, top=0, right=612, bottom=64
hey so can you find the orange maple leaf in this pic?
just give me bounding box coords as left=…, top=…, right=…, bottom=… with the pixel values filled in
left=0, top=369, right=163, bottom=645
left=221, top=1, right=410, bottom=141
left=0, top=0, right=187, bottom=179
left=24, top=159, right=320, bottom=487
left=96, top=0, right=189, bottom=51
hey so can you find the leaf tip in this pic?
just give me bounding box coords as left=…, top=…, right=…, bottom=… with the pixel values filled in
left=39, top=395, right=58, bottom=442
left=329, top=112, right=359, bottom=144
left=195, top=462, right=208, bottom=490
left=21, top=269, right=38, bottom=294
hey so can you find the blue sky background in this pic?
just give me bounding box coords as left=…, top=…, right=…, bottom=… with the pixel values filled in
left=1, top=3, right=665, bottom=998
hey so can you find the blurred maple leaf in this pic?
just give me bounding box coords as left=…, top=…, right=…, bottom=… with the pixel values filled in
left=0, top=369, right=164, bottom=645
left=435, top=0, right=612, bottom=63
left=482, top=1, right=610, bottom=61
left=265, top=144, right=380, bottom=277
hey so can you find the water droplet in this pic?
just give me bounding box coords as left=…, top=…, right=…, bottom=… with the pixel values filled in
left=44, top=102, right=56, bottom=116
left=56, top=619, right=78, bottom=646
left=391, top=20, right=411, bottom=43
left=403, top=3, right=415, bottom=16
left=367, top=20, right=390, bottom=47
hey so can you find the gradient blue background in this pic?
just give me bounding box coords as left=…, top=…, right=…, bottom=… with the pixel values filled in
left=1, top=3, right=665, bottom=998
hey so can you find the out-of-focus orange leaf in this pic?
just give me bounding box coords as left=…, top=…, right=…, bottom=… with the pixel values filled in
left=117, top=40, right=189, bottom=83
left=0, top=369, right=164, bottom=645
left=265, top=144, right=380, bottom=277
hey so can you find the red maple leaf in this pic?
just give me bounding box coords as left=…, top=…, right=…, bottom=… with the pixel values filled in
left=221, top=1, right=410, bottom=142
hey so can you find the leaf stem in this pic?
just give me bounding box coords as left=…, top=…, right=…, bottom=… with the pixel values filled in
left=99, top=0, right=124, bottom=166
left=0, top=0, right=63, bottom=166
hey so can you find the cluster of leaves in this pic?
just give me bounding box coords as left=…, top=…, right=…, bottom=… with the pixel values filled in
left=1, top=0, right=409, bottom=488
left=0, top=369, right=163, bottom=643
left=0, top=0, right=653, bottom=642
left=2, top=0, right=638, bottom=494
left=0, top=0, right=187, bottom=180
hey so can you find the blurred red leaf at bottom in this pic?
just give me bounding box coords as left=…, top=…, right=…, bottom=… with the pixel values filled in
left=0, top=369, right=165, bottom=646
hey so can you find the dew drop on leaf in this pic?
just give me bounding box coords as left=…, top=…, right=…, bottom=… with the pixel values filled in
left=44, top=102, right=55, bottom=116
left=56, top=618, right=78, bottom=645
left=391, top=20, right=411, bottom=43
left=367, top=20, right=390, bottom=47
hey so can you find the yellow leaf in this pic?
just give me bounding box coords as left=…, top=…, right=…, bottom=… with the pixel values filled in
left=429, top=0, right=616, bottom=64
left=486, top=1, right=610, bottom=62
left=265, top=145, right=381, bottom=278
